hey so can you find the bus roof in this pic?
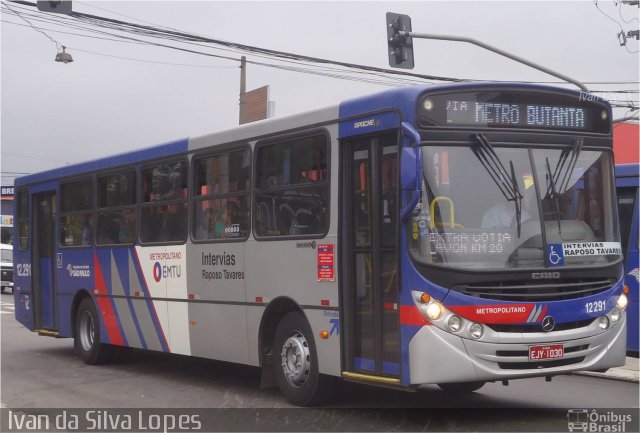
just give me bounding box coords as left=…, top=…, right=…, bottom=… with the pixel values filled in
left=14, top=82, right=607, bottom=187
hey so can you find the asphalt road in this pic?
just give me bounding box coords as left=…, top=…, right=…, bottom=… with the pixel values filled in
left=1, top=293, right=638, bottom=432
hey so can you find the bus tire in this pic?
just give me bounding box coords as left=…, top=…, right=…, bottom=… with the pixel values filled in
left=273, top=312, right=328, bottom=406
left=437, top=381, right=485, bottom=393
left=74, top=297, right=112, bottom=365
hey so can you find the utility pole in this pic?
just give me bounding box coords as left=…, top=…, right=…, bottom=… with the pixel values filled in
left=239, top=56, right=246, bottom=125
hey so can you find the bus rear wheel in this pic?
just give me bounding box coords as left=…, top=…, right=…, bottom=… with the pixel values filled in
left=437, top=381, right=485, bottom=393
left=273, top=312, right=328, bottom=406
left=74, top=297, right=112, bottom=365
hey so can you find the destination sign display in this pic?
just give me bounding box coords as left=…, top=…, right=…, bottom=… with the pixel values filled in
left=417, top=90, right=611, bottom=134
left=445, top=101, right=587, bottom=130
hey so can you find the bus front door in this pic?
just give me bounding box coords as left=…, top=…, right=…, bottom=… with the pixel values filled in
left=342, top=132, right=401, bottom=380
left=32, top=192, right=56, bottom=331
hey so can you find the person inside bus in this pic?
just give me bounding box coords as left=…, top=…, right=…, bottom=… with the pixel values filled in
left=81, top=215, right=92, bottom=245
left=196, top=207, right=216, bottom=240
left=481, top=185, right=534, bottom=229
left=214, top=206, right=228, bottom=238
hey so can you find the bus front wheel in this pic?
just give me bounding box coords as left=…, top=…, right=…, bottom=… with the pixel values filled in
left=437, top=381, right=485, bottom=392
left=74, top=297, right=112, bottom=365
left=273, top=312, right=328, bottom=406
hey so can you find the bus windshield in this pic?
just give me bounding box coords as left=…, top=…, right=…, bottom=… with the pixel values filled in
left=409, top=145, right=620, bottom=269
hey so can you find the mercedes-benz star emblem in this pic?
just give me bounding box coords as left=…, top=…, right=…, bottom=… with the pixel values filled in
left=541, top=316, right=556, bottom=332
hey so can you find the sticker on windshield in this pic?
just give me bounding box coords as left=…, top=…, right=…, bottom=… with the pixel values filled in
left=547, top=244, right=565, bottom=267
left=548, top=242, right=621, bottom=266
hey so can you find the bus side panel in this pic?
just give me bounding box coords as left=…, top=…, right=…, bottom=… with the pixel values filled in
left=244, top=236, right=340, bottom=376
left=625, top=193, right=639, bottom=352
left=13, top=246, right=33, bottom=329
left=186, top=242, right=249, bottom=364
left=55, top=247, right=96, bottom=337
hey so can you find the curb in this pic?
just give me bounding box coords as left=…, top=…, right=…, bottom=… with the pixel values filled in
left=575, top=357, right=639, bottom=383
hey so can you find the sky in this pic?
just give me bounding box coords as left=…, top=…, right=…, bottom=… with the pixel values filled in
left=1, top=1, right=638, bottom=183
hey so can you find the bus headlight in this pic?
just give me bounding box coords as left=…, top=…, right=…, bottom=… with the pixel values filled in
left=616, top=293, right=628, bottom=310
left=598, top=316, right=609, bottom=330
left=426, top=302, right=444, bottom=321
left=470, top=323, right=483, bottom=339
left=448, top=315, right=462, bottom=332
left=610, top=307, right=621, bottom=322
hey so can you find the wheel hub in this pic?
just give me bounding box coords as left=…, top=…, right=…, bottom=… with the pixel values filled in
left=79, top=310, right=95, bottom=352
left=280, top=331, right=310, bottom=387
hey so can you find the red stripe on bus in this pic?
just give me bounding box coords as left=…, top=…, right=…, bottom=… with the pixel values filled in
left=399, top=305, right=430, bottom=326
left=448, top=304, right=534, bottom=324
left=93, top=253, right=125, bottom=346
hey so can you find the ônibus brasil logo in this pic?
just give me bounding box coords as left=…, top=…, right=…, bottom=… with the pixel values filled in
left=152, top=261, right=182, bottom=282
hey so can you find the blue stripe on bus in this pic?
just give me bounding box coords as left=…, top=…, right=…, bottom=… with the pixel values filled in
left=354, top=357, right=375, bottom=372
left=353, top=358, right=401, bottom=376
left=15, top=138, right=189, bottom=187
left=131, top=248, right=170, bottom=352
left=113, top=248, right=148, bottom=350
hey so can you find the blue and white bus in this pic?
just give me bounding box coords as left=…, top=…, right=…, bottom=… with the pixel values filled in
left=13, top=83, right=628, bottom=405
left=615, top=163, right=639, bottom=354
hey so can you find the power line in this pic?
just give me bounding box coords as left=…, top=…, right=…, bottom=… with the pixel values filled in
left=2, top=0, right=62, bottom=49
left=5, top=1, right=640, bottom=89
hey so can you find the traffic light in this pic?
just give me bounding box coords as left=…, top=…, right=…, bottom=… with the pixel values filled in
left=37, top=1, right=72, bottom=14
left=386, top=12, right=414, bottom=69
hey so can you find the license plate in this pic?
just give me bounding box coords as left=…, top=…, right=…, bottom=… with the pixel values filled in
left=528, top=344, right=564, bottom=360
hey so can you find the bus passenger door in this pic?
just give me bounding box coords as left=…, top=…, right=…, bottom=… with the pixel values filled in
left=32, top=192, right=56, bottom=330
left=341, top=132, right=401, bottom=380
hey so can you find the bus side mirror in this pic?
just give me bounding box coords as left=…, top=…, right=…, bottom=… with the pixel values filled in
left=401, top=147, right=419, bottom=191
left=400, top=146, right=423, bottom=222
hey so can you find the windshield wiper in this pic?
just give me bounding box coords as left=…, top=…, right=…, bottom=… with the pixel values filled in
left=472, top=134, right=523, bottom=232
left=546, top=137, right=584, bottom=196
left=558, top=137, right=583, bottom=193
left=545, top=157, right=563, bottom=235
left=509, top=160, right=523, bottom=237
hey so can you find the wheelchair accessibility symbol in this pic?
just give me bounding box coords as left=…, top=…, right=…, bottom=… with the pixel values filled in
left=547, top=244, right=565, bottom=267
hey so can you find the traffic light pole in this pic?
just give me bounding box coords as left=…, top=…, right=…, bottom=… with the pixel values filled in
left=397, top=31, right=589, bottom=93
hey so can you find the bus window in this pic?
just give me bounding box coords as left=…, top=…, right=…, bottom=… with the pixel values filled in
left=97, top=171, right=136, bottom=245
left=192, top=148, right=251, bottom=241
left=16, top=189, right=29, bottom=250
left=60, top=178, right=94, bottom=247
left=141, top=161, right=188, bottom=243
left=254, top=135, right=329, bottom=238
left=617, top=186, right=638, bottom=255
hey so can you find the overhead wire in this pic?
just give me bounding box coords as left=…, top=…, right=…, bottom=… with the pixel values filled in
left=593, top=0, right=639, bottom=54
left=4, top=1, right=639, bottom=91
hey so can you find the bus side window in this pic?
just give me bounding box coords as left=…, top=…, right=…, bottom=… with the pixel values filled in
left=140, top=160, right=188, bottom=244
left=192, top=148, right=251, bottom=241
left=96, top=171, right=136, bottom=246
left=60, top=178, right=94, bottom=247
left=617, top=186, right=638, bottom=255
left=254, top=134, right=329, bottom=239
left=16, top=189, right=29, bottom=250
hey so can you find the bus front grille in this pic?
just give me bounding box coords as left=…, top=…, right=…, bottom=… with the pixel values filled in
left=487, top=319, right=594, bottom=333
left=498, top=357, right=585, bottom=370
left=458, top=278, right=613, bottom=302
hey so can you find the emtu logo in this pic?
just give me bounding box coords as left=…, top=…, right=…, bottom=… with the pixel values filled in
left=153, top=262, right=162, bottom=282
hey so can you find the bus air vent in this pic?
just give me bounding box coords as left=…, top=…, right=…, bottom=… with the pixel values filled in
left=458, top=278, right=614, bottom=302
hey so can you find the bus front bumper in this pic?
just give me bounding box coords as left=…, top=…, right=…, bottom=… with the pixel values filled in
left=408, top=315, right=627, bottom=385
